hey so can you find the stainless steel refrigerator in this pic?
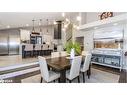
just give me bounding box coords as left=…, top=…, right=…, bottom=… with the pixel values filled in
left=0, top=29, right=20, bottom=55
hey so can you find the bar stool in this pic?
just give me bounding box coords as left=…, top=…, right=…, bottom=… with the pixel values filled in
left=34, top=44, right=42, bottom=57
left=48, top=44, right=54, bottom=55
left=42, top=44, right=48, bottom=56
left=24, top=44, right=33, bottom=58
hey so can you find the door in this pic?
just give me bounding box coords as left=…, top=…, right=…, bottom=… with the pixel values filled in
left=0, top=32, right=8, bottom=55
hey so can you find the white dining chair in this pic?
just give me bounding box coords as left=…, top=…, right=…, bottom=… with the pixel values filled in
left=60, top=51, right=67, bottom=57
left=80, top=53, right=92, bottom=82
left=66, top=56, right=82, bottom=83
left=51, top=52, right=60, bottom=58
left=38, top=56, right=60, bottom=83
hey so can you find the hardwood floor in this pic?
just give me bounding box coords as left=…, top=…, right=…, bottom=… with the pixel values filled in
left=0, top=55, right=125, bottom=83
left=119, top=69, right=127, bottom=83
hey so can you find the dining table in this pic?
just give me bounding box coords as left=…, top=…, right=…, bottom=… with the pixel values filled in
left=46, top=56, right=91, bottom=83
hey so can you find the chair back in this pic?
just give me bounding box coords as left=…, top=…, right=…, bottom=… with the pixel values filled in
left=24, top=44, right=33, bottom=51
left=38, top=56, right=49, bottom=81
left=48, top=44, right=54, bottom=50
left=60, top=51, right=67, bottom=57
left=69, top=56, right=82, bottom=80
left=82, top=53, right=92, bottom=72
left=42, top=44, right=48, bottom=50
left=34, top=44, right=42, bottom=50
left=51, top=52, right=60, bottom=58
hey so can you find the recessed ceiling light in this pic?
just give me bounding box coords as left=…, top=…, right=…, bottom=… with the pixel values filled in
left=64, top=24, right=68, bottom=28
left=6, top=25, right=10, bottom=28
left=26, top=24, right=29, bottom=26
left=65, top=18, right=69, bottom=22
left=94, top=27, right=98, bottom=29
left=62, top=28, right=65, bottom=31
left=113, top=23, right=118, bottom=26
left=76, top=26, right=79, bottom=30
left=53, top=21, right=57, bottom=25
left=76, top=16, right=81, bottom=21
left=62, top=12, right=65, bottom=17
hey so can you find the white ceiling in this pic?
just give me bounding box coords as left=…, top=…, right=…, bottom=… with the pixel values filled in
left=0, top=12, right=78, bottom=29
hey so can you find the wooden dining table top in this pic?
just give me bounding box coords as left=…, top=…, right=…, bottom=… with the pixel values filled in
left=46, top=57, right=71, bottom=71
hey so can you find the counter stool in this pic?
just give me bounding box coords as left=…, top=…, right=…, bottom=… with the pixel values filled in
left=34, top=44, right=42, bottom=57
left=24, top=44, right=33, bottom=58
left=42, top=44, right=48, bottom=56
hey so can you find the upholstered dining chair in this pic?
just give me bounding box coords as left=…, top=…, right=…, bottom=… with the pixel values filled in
left=51, top=52, right=60, bottom=58
left=80, top=53, right=92, bottom=82
left=66, top=56, right=82, bottom=83
left=38, top=56, right=60, bottom=83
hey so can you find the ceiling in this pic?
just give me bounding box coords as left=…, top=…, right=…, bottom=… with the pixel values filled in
left=0, top=12, right=78, bottom=29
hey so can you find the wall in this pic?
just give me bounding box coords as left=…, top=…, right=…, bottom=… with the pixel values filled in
left=73, top=12, right=127, bottom=52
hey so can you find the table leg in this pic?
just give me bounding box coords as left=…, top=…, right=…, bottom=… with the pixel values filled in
left=59, top=70, right=66, bottom=83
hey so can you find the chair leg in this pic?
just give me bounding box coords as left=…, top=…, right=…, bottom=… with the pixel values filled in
left=69, top=80, right=71, bottom=83
left=87, top=70, right=90, bottom=79
left=78, top=76, right=80, bottom=83
left=24, top=51, right=26, bottom=58
left=40, top=77, right=43, bottom=83
left=58, top=78, right=60, bottom=83
left=82, top=72, right=85, bottom=83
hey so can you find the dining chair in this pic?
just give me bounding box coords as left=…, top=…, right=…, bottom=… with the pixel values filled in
left=38, top=56, right=60, bottom=83
left=66, top=56, right=82, bottom=83
left=24, top=44, right=33, bottom=58
left=60, top=51, right=67, bottom=57
left=80, top=53, right=92, bottom=82
left=51, top=52, right=60, bottom=58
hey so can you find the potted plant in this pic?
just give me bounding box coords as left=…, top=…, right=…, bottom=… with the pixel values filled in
left=65, top=41, right=81, bottom=56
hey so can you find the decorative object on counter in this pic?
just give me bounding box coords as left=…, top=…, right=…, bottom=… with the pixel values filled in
left=65, top=41, right=81, bottom=55
left=99, top=12, right=113, bottom=20
left=70, top=48, right=75, bottom=59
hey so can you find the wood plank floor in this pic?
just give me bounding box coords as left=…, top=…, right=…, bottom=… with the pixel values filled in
left=0, top=55, right=125, bottom=83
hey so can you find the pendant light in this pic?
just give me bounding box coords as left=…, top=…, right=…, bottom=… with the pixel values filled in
left=31, top=19, right=40, bottom=35
left=39, top=19, right=42, bottom=32
left=46, top=19, right=49, bottom=33
left=32, top=19, right=35, bottom=33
